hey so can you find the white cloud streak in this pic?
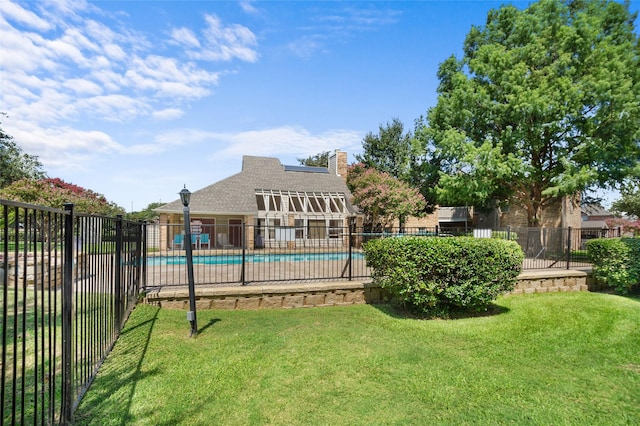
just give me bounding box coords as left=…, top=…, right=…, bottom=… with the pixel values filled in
left=211, top=126, right=362, bottom=160
left=195, top=14, right=259, bottom=62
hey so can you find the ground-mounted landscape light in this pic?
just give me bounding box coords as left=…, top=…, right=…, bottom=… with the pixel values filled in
left=180, top=186, right=198, bottom=337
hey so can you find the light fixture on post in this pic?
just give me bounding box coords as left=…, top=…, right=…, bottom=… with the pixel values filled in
left=180, top=185, right=198, bottom=337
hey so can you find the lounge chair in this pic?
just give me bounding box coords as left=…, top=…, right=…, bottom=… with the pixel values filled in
left=217, top=233, right=232, bottom=249
left=200, top=233, right=210, bottom=249
left=171, top=234, right=184, bottom=250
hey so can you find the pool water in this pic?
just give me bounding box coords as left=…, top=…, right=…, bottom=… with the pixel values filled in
left=147, top=252, right=364, bottom=266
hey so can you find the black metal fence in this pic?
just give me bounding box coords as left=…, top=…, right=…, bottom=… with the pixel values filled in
left=1, top=199, right=143, bottom=425
left=145, top=223, right=619, bottom=288
left=146, top=223, right=369, bottom=287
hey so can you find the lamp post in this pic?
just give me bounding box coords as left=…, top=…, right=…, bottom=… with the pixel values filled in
left=180, top=186, right=198, bottom=337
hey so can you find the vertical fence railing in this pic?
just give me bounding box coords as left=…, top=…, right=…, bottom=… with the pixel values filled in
left=1, top=199, right=143, bottom=425
left=144, top=223, right=612, bottom=288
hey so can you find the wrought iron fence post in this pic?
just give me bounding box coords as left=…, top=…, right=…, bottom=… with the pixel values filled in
left=241, top=222, right=246, bottom=286
left=132, top=221, right=142, bottom=294
left=566, top=226, right=572, bottom=270
left=141, top=221, right=147, bottom=291
left=348, top=218, right=355, bottom=281
left=115, top=215, right=123, bottom=329
left=507, top=225, right=511, bottom=241
left=62, top=203, right=74, bottom=425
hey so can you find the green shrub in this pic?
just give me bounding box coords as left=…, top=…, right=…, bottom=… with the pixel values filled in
left=363, top=237, right=524, bottom=316
left=587, top=238, right=640, bottom=294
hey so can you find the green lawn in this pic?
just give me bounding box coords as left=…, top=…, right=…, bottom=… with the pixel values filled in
left=74, top=292, right=640, bottom=425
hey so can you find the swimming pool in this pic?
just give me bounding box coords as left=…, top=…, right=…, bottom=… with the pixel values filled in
left=147, top=252, right=364, bottom=266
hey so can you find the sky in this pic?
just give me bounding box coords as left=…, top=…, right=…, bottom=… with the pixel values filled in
left=1, top=0, right=638, bottom=211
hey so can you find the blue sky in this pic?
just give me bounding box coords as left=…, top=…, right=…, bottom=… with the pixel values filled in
left=1, top=0, right=637, bottom=211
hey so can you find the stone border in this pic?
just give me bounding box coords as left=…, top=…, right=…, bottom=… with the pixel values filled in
left=509, top=268, right=601, bottom=295
left=143, top=269, right=601, bottom=310
left=145, top=281, right=383, bottom=310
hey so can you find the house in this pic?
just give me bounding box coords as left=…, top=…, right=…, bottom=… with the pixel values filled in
left=155, top=151, right=357, bottom=250
left=581, top=203, right=615, bottom=225
left=580, top=203, right=618, bottom=238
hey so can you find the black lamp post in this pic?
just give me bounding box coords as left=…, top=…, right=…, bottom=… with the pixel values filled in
left=180, top=186, right=198, bottom=337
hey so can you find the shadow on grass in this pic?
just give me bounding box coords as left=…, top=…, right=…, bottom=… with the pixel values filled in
left=74, top=305, right=161, bottom=425
left=371, top=302, right=510, bottom=320
left=197, top=317, right=221, bottom=335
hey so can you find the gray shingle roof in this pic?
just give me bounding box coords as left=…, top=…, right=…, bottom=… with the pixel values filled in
left=156, top=155, right=355, bottom=215
left=581, top=203, right=613, bottom=218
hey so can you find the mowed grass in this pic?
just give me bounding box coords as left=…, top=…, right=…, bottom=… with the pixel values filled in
left=74, top=292, right=640, bottom=425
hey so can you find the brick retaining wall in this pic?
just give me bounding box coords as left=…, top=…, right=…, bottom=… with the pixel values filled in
left=144, top=269, right=602, bottom=310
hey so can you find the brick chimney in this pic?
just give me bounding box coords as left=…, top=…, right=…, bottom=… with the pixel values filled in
left=328, top=150, right=348, bottom=182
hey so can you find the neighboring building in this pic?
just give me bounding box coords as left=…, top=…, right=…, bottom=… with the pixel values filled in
left=439, top=206, right=471, bottom=230
left=581, top=203, right=615, bottom=224
left=472, top=195, right=582, bottom=229
left=156, top=151, right=357, bottom=250
left=580, top=203, right=618, bottom=238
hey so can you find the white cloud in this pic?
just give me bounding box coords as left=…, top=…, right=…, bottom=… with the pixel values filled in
left=6, top=120, right=125, bottom=169
left=192, top=14, right=259, bottom=63
left=76, top=95, right=151, bottom=122
left=126, top=126, right=363, bottom=160
left=170, top=27, right=200, bottom=48
left=287, top=35, right=327, bottom=59
left=239, top=1, right=261, bottom=16
left=127, top=128, right=214, bottom=155
left=63, top=78, right=103, bottom=95
left=41, top=0, right=93, bottom=22
left=153, top=108, right=185, bottom=121
left=212, top=126, right=362, bottom=159
left=0, top=0, right=53, bottom=31
left=124, top=55, right=219, bottom=98
left=0, top=25, right=57, bottom=73
left=1, top=2, right=225, bottom=135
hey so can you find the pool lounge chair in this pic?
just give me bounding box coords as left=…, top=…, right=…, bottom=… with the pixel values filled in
left=200, top=233, right=210, bottom=249
left=171, top=234, right=184, bottom=250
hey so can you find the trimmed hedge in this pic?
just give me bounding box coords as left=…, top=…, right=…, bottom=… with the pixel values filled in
left=587, top=238, right=640, bottom=294
left=363, top=236, right=524, bottom=316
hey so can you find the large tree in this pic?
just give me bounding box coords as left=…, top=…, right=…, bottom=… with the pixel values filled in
left=1, top=116, right=46, bottom=188
left=347, top=163, right=426, bottom=230
left=297, top=151, right=330, bottom=168
left=0, top=178, right=123, bottom=216
left=612, top=177, right=640, bottom=219
left=356, top=118, right=413, bottom=181
left=418, top=0, right=640, bottom=226
left=126, top=202, right=165, bottom=222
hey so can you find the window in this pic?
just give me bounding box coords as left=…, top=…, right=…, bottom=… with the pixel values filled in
left=295, top=219, right=305, bottom=239
left=329, top=220, right=342, bottom=239
left=269, top=195, right=281, bottom=211
left=255, top=190, right=348, bottom=215
left=290, top=194, right=303, bottom=212
left=308, top=219, right=326, bottom=239
left=267, top=218, right=281, bottom=239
